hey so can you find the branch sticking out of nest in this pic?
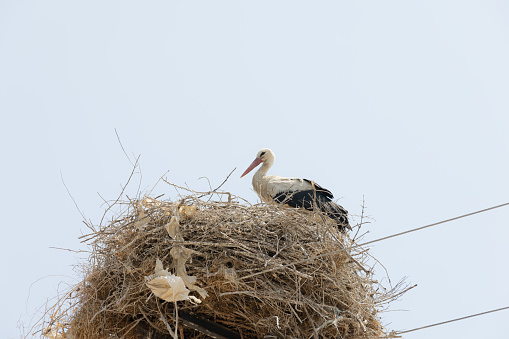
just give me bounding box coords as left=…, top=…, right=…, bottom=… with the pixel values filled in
left=38, top=185, right=410, bottom=339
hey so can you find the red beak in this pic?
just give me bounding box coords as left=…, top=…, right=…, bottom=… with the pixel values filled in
left=240, top=158, right=262, bottom=178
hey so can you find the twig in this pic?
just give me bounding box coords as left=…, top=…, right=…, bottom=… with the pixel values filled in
left=353, top=196, right=366, bottom=241
left=60, top=171, right=86, bottom=221
left=148, top=170, right=170, bottom=197
left=198, top=176, right=213, bottom=191
left=174, top=301, right=179, bottom=339
left=49, top=247, right=92, bottom=254
left=157, top=300, right=176, bottom=337
left=197, top=167, right=236, bottom=200
left=99, top=155, right=141, bottom=227
left=163, top=179, right=248, bottom=204
left=114, top=128, right=135, bottom=166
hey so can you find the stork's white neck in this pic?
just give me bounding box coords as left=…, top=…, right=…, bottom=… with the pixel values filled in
left=255, top=158, right=273, bottom=177
left=252, top=157, right=274, bottom=198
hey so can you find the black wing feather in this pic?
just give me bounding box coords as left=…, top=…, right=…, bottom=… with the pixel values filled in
left=303, top=179, right=334, bottom=199
left=273, top=188, right=350, bottom=232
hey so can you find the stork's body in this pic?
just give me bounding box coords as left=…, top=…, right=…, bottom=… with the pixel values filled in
left=241, top=149, right=350, bottom=231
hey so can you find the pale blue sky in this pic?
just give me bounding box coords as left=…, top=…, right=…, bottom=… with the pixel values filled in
left=1, top=1, right=509, bottom=338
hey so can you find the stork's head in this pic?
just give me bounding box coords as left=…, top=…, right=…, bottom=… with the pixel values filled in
left=240, top=148, right=275, bottom=178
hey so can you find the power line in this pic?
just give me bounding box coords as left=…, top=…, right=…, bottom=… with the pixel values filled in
left=357, top=201, right=509, bottom=247
left=391, top=305, right=509, bottom=336
left=239, top=201, right=509, bottom=281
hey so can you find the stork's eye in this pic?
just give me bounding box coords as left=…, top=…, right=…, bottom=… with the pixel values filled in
left=260, top=151, right=266, bottom=157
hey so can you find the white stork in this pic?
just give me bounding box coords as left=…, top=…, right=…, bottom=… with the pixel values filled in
left=240, top=148, right=350, bottom=231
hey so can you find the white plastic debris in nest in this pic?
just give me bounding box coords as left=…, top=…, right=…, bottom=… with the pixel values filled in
left=146, top=204, right=208, bottom=303
left=170, top=246, right=208, bottom=300
left=145, top=258, right=201, bottom=303
left=164, top=215, right=180, bottom=240
left=163, top=205, right=198, bottom=239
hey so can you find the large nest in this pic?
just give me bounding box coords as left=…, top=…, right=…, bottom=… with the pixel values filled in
left=39, top=187, right=405, bottom=339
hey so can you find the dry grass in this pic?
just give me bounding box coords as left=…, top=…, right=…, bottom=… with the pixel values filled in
left=36, top=185, right=406, bottom=339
